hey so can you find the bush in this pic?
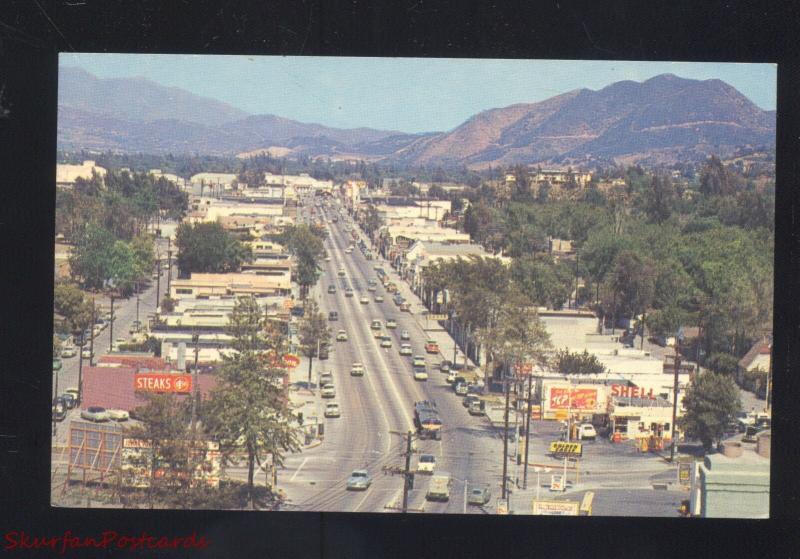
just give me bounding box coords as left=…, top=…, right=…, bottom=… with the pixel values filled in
left=705, top=352, right=739, bottom=376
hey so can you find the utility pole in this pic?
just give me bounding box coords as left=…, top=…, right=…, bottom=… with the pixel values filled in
left=669, top=337, right=682, bottom=462
left=108, top=294, right=115, bottom=353
left=155, top=253, right=161, bottom=309
left=191, top=333, right=199, bottom=434
left=501, top=365, right=511, bottom=499
left=89, top=298, right=96, bottom=366
left=574, top=249, right=580, bottom=310
left=135, top=283, right=140, bottom=327
left=766, top=336, right=773, bottom=414
left=77, top=333, right=84, bottom=406
left=523, top=374, right=533, bottom=489
left=402, top=430, right=413, bottom=513
left=167, top=236, right=173, bottom=296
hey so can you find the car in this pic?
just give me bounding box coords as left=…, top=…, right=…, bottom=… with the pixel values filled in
left=345, top=248, right=353, bottom=254
left=380, top=336, right=392, bottom=348
left=324, top=255, right=331, bottom=262
left=350, top=363, right=365, bottom=377
left=52, top=399, right=67, bottom=422
left=412, top=356, right=426, bottom=367
left=373, top=329, right=384, bottom=339
left=446, top=371, right=457, bottom=384
left=374, top=295, right=384, bottom=303
left=338, top=269, right=346, bottom=277
left=360, top=296, right=369, bottom=304
left=468, top=399, right=486, bottom=416
left=129, top=320, right=142, bottom=334
left=345, top=288, right=354, bottom=297
left=318, top=345, right=330, bottom=360
left=324, top=403, right=341, bottom=418
left=578, top=423, right=597, bottom=441
left=320, top=371, right=334, bottom=386
left=393, top=295, right=405, bottom=306
left=346, top=469, right=372, bottom=490
left=413, top=366, right=428, bottom=381
left=321, top=384, right=336, bottom=398
left=454, top=382, right=469, bottom=396
left=370, top=320, right=382, bottom=330
left=386, top=319, right=397, bottom=329
left=53, top=358, right=62, bottom=372
left=328, top=285, right=337, bottom=294
left=81, top=348, right=93, bottom=359
left=106, top=409, right=130, bottom=422
left=367, top=284, right=376, bottom=292
left=467, top=383, right=483, bottom=395
left=463, top=394, right=480, bottom=408
left=61, top=346, right=77, bottom=358
left=466, top=484, right=491, bottom=506
left=399, top=302, right=411, bottom=312
left=417, top=454, right=436, bottom=474
left=425, top=340, right=440, bottom=354
left=65, top=388, right=79, bottom=400
left=290, top=306, right=305, bottom=317
left=336, top=330, right=348, bottom=341
left=81, top=406, right=110, bottom=422
left=400, top=330, right=410, bottom=340
left=329, top=311, right=339, bottom=321
left=61, top=392, right=77, bottom=409
left=439, top=360, right=451, bottom=373
left=399, top=343, right=413, bottom=356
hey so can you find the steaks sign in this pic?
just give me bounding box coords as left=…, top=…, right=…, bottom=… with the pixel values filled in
left=135, top=373, right=193, bottom=393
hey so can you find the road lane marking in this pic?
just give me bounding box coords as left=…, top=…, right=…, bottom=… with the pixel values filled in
left=290, top=457, right=309, bottom=482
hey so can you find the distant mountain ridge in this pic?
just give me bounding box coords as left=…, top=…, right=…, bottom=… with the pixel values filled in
left=58, top=68, right=775, bottom=167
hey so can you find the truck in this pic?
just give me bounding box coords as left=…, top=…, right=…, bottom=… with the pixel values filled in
left=426, top=472, right=451, bottom=501
left=414, top=400, right=442, bottom=440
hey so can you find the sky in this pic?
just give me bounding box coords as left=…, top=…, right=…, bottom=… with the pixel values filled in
left=60, top=54, right=777, bottom=134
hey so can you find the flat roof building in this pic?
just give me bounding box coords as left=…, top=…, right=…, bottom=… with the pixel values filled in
left=170, top=272, right=292, bottom=300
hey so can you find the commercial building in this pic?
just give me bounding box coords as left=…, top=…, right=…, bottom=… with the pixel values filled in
left=170, top=271, right=292, bottom=299
left=737, top=337, right=771, bottom=395
left=56, top=160, right=107, bottom=189
left=403, top=241, right=507, bottom=291
left=190, top=172, right=238, bottom=196
left=264, top=173, right=333, bottom=194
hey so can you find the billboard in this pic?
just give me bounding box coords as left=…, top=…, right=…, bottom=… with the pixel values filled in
left=532, top=500, right=579, bottom=516
left=134, top=373, right=192, bottom=393
left=121, top=438, right=220, bottom=488
left=549, top=387, right=599, bottom=411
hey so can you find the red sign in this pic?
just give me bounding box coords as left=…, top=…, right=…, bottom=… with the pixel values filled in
left=281, top=354, right=300, bottom=369
left=134, top=373, right=192, bottom=393
left=611, top=384, right=656, bottom=400
left=514, top=362, right=533, bottom=375
left=549, top=388, right=598, bottom=411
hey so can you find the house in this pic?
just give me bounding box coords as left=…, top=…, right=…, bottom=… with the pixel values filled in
left=737, top=337, right=771, bottom=392
left=56, top=160, right=107, bottom=189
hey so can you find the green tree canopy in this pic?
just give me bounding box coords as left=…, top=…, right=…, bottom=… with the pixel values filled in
left=279, top=225, right=325, bottom=299
left=553, top=349, right=607, bottom=376
left=680, top=370, right=741, bottom=451
left=297, top=299, right=331, bottom=384
left=68, top=222, right=116, bottom=289
left=175, top=221, right=252, bottom=276
left=54, top=282, right=93, bottom=334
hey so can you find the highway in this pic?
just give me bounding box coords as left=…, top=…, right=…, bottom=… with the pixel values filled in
left=280, top=198, right=506, bottom=513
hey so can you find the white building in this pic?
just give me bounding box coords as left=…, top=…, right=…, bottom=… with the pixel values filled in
left=56, top=160, right=107, bottom=188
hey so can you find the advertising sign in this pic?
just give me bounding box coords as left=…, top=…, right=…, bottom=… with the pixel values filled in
left=426, top=314, right=448, bottom=321
left=121, top=438, right=220, bottom=488
left=532, top=499, right=579, bottom=516
left=611, top=384, right=657, bottom=400
left=282, top=354, right=300, bottom=369
left=549, top=387, right=598, bottom=411
left=548, top=441, right=583, bottom=457
left=134, top=373, right=192, bottom=393
left=549, top=475, right=565, bottom=492
left=678, top=460, right=692, bottom=487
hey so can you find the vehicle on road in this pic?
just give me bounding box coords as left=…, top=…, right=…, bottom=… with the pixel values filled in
left=425, top=340, right=440, bottom=354
left=468, top=399, right=486, bottom=416
left=413, top=366, right=428, bottom=381
left=65, top=388, right=79, bottom=400
left=106, top=409, right=130, bottom=422
left=742, top=425, right=767, bottom=443
left=374, top=295, right=384, bottom=302
left=318, top=345, right=330, bottom=360
left=324, top=255, right=331, bottom=262
left=61, top=346, right=77, bottom=358
left=414, top=400, right=442, bottom=440
left=380, top=336, right=392, bottom=348
left=399, top=302, right=411, bottom=312
left=360, top=296, right=369, bottom=304
left=81, top=406, right=110, bottom=423
left=321, top=384, right=336, bottom=398
left=336, top=330, right=348, bottom=341
left=426, top=472, right=451, bottom=501
left=454, top=382, right=469, bottom=396
left=328, top=285, right=337, bottom=294
left=345, top=288, right=354, bottom=297
left=578, top=424, right=597, bottom=441
left=400, top=330, right=410, bottom=340
left=328, top=311, right=339, bottom=321
left=290, top=306, right=305, bottom=317
left=446, top=371, right=457, bottom=384
left=324, top=403, right=341, bottom=418
left=467, top=484, right=491, bottom=506
left=81, top=348, right=93, bottom=359
left=129, top=320, right=142, bottom=334
left=399, top=343, right=413, bottom=356
left=463, top=394, right=480, bottom=408
left=439, top=360, right=451, bottom=373
left=371, top=320, right=382, bottom=330
left=350, top=363, right=365, bottom=377
left=53, top=358, right=62, bottom=372
left=61, top=392, right=77, bottom=409
left=393, top=295, right=405, bottom=306
left=52, top=399, right=67, bottom=422
left=373, top=328, right=384, bottom=339
left=417, top=454, right=436, bottom=474
left=346, top=470, right=372, bottom=491
left=320, top=371, right=334, bottom=386
left=386, top=319, right=397, bottom=329
left=338, top=269, right=346, bottom=277
left=412, top=355, right=426, bottom=367
left=345, top=247, right=353, bottom=254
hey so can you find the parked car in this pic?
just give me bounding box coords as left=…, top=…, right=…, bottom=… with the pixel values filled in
left=466, top=484, right=491, bottom=506
left=129, top=320, right=142, bottom=334
left=328, top=311, right=339, bottom=321
left=346, top=469, right=372, bottom=491
left=106, top=409, right=130, bottom=422
left=399, top=302, right=411, bottom=312
left=320, top=371, right=334, bottom=386
left=324, top=403, right=341, bottom=418
left=416, top=454, right=436, bottom=474
left=374, top=295, right=384, bottom=303
left=371, top=320, right=382, bottom=330
left=81, top=406, right=110, bottom=422
left=52, top=358, right=62, bottom=372
left=463, top=394, right=480, bottom=408
left=367, top=284, right=377, bottom=292
left=321, top=384, right=336, bottom=398
left=328, top=285, right=337, bottom=294
left=318, top=345, right=330, bottom=360
left=338, top=269, right=346, bottom=277
left=446, top=371, right=457, bottom=384
left=290, top=306, right=305, bottom=317
left=468, top=399, right=486, bottom=416
left=52, top=400, right=67, bottom=422
left=65, top=388, right=79, bottom=400
left=360, top=296, right=369, bottom=304
left=399, top=343, right=413, bottom=356
left=60, top=346, right=77, bottom=358
left=61, top=392, right=77, bottom=409
left=578, top=423, right=597, bottom=441
left=454, top=382, right=469, bottom=396
left=81, top=348, right=93, bottom=359
left=439, top=360, right=451, bottom=373
left=400, top=330, right=410, bottom=340
left=380, top=336, right=392, bottom=348
left=350, top=363, right=365, bottom=377
left=386, top=319, right=397, bottom=329
left=336, top=330, right=348, bottom=341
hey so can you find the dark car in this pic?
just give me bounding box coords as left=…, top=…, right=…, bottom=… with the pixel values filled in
left=290, top=306, right=305, bottom=317
left=318, top=345, right=330, bottom=360
left=328, top=285, right=337, bottom=294
left=329, top=311, right=338, bottom=321
left=61, top=392, right=77, bottom=409
left=52, top=398, right=67, bottom=422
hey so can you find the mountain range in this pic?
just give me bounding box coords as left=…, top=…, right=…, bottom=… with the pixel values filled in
left=58, top=66, right=775, bottom=168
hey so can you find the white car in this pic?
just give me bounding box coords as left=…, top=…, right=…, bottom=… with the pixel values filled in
left=324, top=403, right=341, bottom=418
left=413, top=367, right=429, bottom=381
left=374, top=295, right=384, bottom=302
left=399, top=343, right=413, bottom=356
left=350, top=363, right=365, bottom=377
left=386, top=319, right=397, bottom=329
left=578, top=424, right=597, bottom=441
left=61, top=346, right=77, bottom=358
left=380, top=336, right=392, bottom=348
left=345, top=248, right=353, bottom=254
left=106, top=409, right=130, bottom=422
left=446, top=371, right=457, bottom=384
left=360, top=296, right=370, bottom=304
left=417, top=454, right=436, bottom=474
left=320, top=371, right=334, bottom=386
left=81, top=348, right=93, bottom=359
left=321, top=384, right=336, bottom=398
left=412, top=356, right=426, bottom=367
left=81, top=406, right=109, bottom=422
left=400, top=330, right=410, bottom=340
left=336, top=330, right=348, bottom=341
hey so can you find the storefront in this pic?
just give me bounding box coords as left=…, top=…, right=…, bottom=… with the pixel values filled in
left=607, top=396, right=677, bottom=444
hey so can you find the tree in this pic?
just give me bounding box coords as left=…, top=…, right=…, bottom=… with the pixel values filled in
left=160, top=296, right=177, bottom=313
left=363, top=204, right=384, bottom=236
left=699, top=155, right=736, bottom=197
left=130, top=234, right=156, bottom=283
left=297, top=299, right=331, bottom=385
left=175, top=222, right=252, bottom=277
left=511, top=255, right=572, bottom=309
left=640, top=174, right=676, bottom=224
left=280, top=225, right=325, bottom=299
left=553, top=349, right=607, bottom=376
left=108, top=240, right=139, bottom=295
left=609, top=251, right=656, bottom=323
left=204, top=296, right=301, bottom=509
left=680, top=371, right=741, bottom=451
left=427, top=184, right=448, bottom=200
left=53, top=335, right=63, bottom=359
left=53, top=282, right=93, bottom=334
left=492, top=290, right=552, bottom=371
left=69, top=222, right=115, bottom=289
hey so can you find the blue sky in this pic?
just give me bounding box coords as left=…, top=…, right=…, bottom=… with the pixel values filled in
left=61, top=54, right=776, bottom=133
